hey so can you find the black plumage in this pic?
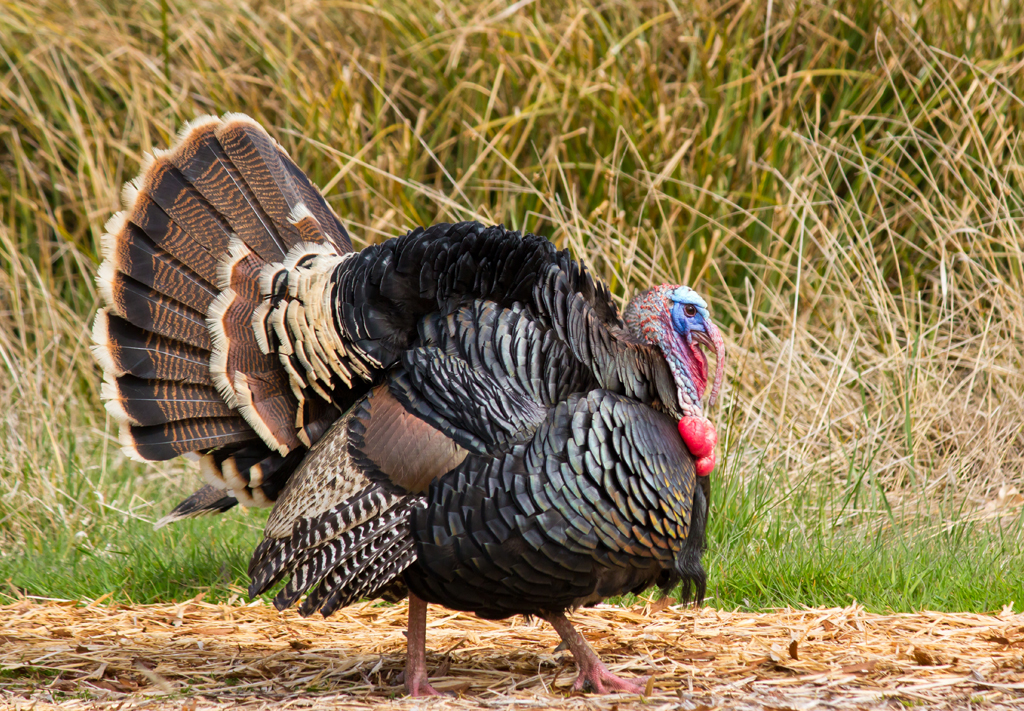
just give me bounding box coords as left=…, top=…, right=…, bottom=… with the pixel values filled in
left=91, top=113, right=725, bottom=696
left=406, top=389, right=707, bottom=620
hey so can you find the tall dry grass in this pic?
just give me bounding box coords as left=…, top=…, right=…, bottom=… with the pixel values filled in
left=1, top=0, right=1022, bottom=602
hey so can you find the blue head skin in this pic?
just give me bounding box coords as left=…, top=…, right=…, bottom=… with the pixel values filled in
left=623, top=285, right=725, bottom=418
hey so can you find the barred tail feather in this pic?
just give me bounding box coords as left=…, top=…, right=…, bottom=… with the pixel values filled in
left=101, top=373, right=234, bottom=426
left=92, top=310, right=213, bottom=385
left=124, top=416, right=258, bottom=461
left=100, top=215, right=218, bottom=315
left=92, top=113, right=355, bottom=522
left=154, top=485, right=238, bottom=529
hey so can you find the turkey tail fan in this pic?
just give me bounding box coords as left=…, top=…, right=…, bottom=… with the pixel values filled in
left=92, top=113, right=353, bottom=515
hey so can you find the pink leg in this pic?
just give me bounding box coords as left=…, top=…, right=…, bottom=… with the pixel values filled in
left=545, top=612, right=649, bottom=695
left=405, top=593, right=441, bottom=697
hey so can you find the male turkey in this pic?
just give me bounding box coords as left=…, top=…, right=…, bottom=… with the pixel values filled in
left=92, top=114, right=725, bottom=696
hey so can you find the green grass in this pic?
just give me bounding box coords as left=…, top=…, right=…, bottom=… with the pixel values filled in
left=704, top=462, right=1024, bottom=612
left=4, top=456, right=1021, bottom=613
left=708, top=518, right=1024, bottom=613
left=5, top=513, right=260, bottom=604
left=2, top=0, right=1024, bottom=614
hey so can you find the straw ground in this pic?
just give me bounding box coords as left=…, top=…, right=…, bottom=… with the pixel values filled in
left=0, top=0, right=1023, bottom=693
left=1, top=598, right=1023, bottom=709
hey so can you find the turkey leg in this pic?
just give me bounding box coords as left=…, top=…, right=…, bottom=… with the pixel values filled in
left=544, top=612, right=648, bottom=694
left=404, top=593, right=441, bottom=696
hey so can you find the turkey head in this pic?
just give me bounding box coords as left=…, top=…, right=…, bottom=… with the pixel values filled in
left=623, top=285, right=725, bottom=475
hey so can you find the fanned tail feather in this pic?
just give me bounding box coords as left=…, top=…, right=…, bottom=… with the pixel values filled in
left=92, top=113, right=354, bottom=516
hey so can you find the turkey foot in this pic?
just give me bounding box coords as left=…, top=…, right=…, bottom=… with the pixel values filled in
left=545, top=612, right=649, bottom=695
left=405, top=593, right=442, bottom=696
left=678, top=416, right=717, bottom=476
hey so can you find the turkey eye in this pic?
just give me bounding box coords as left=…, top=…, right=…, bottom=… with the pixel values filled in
left=683, top=304, right=697, bottom=318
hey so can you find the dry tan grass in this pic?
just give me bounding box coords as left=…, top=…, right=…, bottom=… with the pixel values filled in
left=1, top=0, right=1023, bottom=606
left=3, top=0, right=1023, bottom=521
left=1, top=600, right=1023, bottom=709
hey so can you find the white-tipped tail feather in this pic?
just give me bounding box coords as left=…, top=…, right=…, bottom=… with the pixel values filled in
left=100, top=372, right=136, bottom=426
left=136, top=151, right=158, bottom=183
left=217, top=237, right=256, bottom=293
left=95, top=262, right=118, bottom=318
left=120, top=177, right=142, bottom=212
left=207, top=289, right=240, bottom=408
left=250, top=485, right=272, bottom=507
left=200, top=454, right=228, bottom=489
left=234, top=371, right=293, bottom=456
left=117, top=424, right=146, bottom=462
left=258, top=262, right=287, bottom=303
left=217, top=112, right=265, bottom=134
left=90, top=309, right=124, bottom=378
left=99, top=211, right=128, bottom=263
left=287, top=202, right=316, bottom=225
left=168, top=115, right=221, bottom=159
left=252, top=302, right=274, bottom=355
left=221, top=456, right=248, bottom=491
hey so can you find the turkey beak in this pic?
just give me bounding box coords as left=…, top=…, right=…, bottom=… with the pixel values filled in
left=691, top=321, right=725, bottom=407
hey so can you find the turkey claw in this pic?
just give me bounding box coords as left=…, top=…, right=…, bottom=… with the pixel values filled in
left=406, top=678, right=444, bottom=697
left=572, top=665, right=649, bottom=695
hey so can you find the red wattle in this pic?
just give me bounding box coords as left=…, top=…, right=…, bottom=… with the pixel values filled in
left=678, top=416, right=717, bottom=476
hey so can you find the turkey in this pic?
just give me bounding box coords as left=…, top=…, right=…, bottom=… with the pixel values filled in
left=91, top=113, right=726, bottom=696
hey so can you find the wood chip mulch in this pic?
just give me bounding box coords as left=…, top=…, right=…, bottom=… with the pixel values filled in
left=1, top=598, right=1022, bottom=710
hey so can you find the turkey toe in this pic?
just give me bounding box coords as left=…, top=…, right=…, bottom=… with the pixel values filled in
left=405, top=678, right=443, bottom=697
left=572, top=666, right=649, bottom=695
left=546, top=611, right=649, bottom=696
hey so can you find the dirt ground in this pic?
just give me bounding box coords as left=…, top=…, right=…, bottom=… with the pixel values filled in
left=1, top=598, right=1022, bottom=710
